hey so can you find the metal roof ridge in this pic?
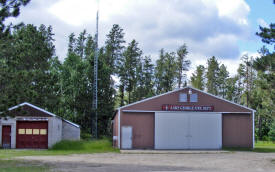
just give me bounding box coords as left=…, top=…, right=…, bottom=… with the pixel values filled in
left=118, top=87, right=189, bottom=109
left=7, top=102, right=80, bottom=128
left=117, top=86, right=255, bottom=112
left=189, top=87, right=255, bottom=112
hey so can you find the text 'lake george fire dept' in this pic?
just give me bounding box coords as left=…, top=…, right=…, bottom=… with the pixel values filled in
left=162, top=105, right=214, bottom=111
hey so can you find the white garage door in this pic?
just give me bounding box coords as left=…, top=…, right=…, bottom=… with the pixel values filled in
left=155, top=112, right=222, bottom=149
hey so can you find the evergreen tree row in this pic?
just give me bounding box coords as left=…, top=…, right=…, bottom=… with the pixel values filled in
left=0, top=1, right=274, bottom=140
left=190, top=24, right=275, bottom=140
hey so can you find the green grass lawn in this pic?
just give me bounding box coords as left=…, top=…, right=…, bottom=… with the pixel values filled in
left=224, top=141, right=275, bottom=152
left=0, top=139, right=119, bottom=159
left=254, top=141, right=275, bottom=153
left=0, top=139, right=274, bottom=172
left=0, top=160, right=49, bottom=172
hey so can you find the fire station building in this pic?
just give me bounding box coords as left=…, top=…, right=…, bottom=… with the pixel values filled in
left=112, top=87, right=255, bottom=149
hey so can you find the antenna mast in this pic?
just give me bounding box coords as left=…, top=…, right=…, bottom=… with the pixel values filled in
left=92, top=3, right=99, bottom=139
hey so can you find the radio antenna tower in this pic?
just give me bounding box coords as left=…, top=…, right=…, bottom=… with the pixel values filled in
left=92, top=1, right=99, bottom=139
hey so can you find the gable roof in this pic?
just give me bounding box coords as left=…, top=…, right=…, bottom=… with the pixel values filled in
left=9, top=102, right=56, bottom=117
left=118, top=86, right=255, bottom=112
left=7, top=102, right=80, bottom=128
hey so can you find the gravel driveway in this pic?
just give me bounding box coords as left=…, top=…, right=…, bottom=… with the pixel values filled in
left=18, top=152, right=275, bottom=172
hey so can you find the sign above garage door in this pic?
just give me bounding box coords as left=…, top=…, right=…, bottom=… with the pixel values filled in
left=162, top=105, right=214, bottom=111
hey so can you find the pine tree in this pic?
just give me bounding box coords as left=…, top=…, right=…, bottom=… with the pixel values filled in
left=133, top=56, right=155, bottom=101
left=155, top=50, right=177, bottom=93
left=105, top=25, right=126, bottom=106
left=251, top=19, right=275, bottom=140
left=122, top=40, right=142, bottom=104
left=75, top=30, right=87, bottom=58
left=68, top=33, right=76, bottom=54
left=225, top=76, right=238, bottom=102
left=176, top=44, right=190, bottom=88
left=105, top=24, right=125, bottom=70
left=142, top=56, right=155, bottom=97
left=155, top=49, right=166, bottom=94
left=163, top=52, right=177, bottom=92
left=206, top=56, right=219, bottom=95
left=237, top=54, right=256, bottom=106
left=0, top=24, right=57, bottom=113
left=84, top=34, right=95, bottom=59
left=217, top=64, right=229, bottom=98
left=0, top=0, right=31, bottom=36
left=256, top=23, right=275, bottom=48
left=97, top=48, right=116, bottom=136
left=190, top=65, right=205, bottom=90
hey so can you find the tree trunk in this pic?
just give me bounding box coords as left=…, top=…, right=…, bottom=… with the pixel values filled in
left=128, top=91, right=131, bottom=104
left=178, top=70, right=182, bottom=88
left=119, top=85, right=124, bottom=106
left=258, top=115, right=262, bottom=140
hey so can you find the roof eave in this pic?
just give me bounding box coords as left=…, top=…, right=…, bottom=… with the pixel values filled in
left=117, top=86, right=255, bottom=112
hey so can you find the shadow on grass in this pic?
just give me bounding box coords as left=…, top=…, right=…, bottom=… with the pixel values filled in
left=223, top=147, right=275, bottom=153
left=223, top=141, right=275, bottom=153
left=253, top=147, right=275, bottom=153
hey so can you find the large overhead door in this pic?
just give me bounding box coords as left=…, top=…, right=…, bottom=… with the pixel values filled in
left=16, top=121, right=48, bottom=149
left=155, top=113, right=189, bottom=149
left=155, top=112, right=222, bottom=149
left=189, top=113, right=222, bottom=149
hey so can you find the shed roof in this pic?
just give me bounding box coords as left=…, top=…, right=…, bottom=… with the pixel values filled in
left=4, top=102, right=80, bottom=128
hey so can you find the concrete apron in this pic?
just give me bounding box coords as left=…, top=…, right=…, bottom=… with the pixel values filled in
left=120, top=150, right=230, bottom=154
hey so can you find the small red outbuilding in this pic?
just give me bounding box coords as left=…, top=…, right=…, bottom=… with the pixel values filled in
left=112, top=86, right=255, bottom=149
left=0, top=102, right=80, bottom=149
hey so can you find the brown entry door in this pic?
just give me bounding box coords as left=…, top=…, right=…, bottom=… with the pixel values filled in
left=2, top=126, right=11, bottom=149
left=16, top=121, right=48, bottom=149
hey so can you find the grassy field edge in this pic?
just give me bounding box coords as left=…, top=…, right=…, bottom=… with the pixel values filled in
left=224, top=141, right=275, bottom=152
left=0, top=139, right=119, bottom=159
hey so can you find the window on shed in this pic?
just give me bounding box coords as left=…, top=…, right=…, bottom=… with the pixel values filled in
left=26, top=129, right=32, bottom=135
left=18, top=129, right=25, bottom=134
left=190, top=93, right=198, bottom=102
left=33, top=129, right=39, bottom=135
left=40, top=129, right=47, bottom=135
left=179, top=93, right=187, bottom=102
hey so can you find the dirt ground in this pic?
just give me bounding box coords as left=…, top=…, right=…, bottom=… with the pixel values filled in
left=17, top=152, right=275, bottom=172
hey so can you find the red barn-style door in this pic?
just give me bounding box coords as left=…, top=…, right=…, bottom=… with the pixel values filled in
left=16, top=121, right=48, bottom=149
left=2, top=126, right=11, bottom=148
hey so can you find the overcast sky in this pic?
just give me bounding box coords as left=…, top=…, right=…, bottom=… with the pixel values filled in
left=8, top=0, right=274, bottom=77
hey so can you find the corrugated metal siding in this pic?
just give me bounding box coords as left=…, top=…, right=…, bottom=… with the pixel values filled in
left=222, top=113, right=253, bottom=148
left=122, top=88, right=252, bottom=113
left=113, top=112, right=118, bottom=147
left=121, top=112, right=154, bottom=149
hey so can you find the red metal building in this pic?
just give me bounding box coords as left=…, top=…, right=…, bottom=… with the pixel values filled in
left=0, top=102, right=80, bottom=149
left=112, top=87, right=255, bottom=149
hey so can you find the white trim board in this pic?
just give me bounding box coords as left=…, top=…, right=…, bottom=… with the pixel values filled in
left=190, top=87, right=255, bottom=112
left=63, top=119, right=80, bottom=128
left=118, top=86, right=255, bottom=112
left=9, top=102, right=56, bottom=117
left=252, top=111, right=255, bottom=148
left=118, top=88, right=183, bottom=109
left=118, top=108, right=121, bottom=149
left=122, top=110, right=252, bottom=114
